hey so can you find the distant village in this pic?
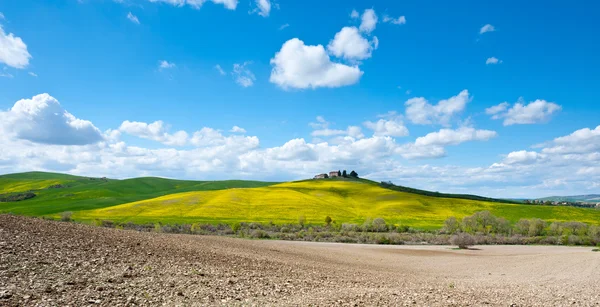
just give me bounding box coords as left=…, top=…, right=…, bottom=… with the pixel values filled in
left=314, top=170, right=359, bottom=179
left=525, top=199, right=600, bottom=209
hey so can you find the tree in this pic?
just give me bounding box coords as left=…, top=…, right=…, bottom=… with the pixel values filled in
left=349, top=170, right=358, bottom=178
left=450, top=233, right=475, bottom=249
left=324, top=174, right=329, bottom=178
left=337, top=170, right=341, bottom=177
left=342, top=170, right=348, bottom=177
left=443, top=217, right=460, bottom=234
left=325, top=216, right=332, bottom=226
left=298, top=215, right=306, bottom=227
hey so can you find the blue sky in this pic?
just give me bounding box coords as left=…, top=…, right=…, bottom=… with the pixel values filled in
left=0, top=0, right=599, bottom=198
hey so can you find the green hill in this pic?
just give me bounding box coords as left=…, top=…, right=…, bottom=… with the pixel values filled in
left=0, top=172, right=277, bottom=216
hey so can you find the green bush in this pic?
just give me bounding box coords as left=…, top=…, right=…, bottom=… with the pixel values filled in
left=372, top=218, right=387, bottom=232
left=60, top=211, right=72, bottom=222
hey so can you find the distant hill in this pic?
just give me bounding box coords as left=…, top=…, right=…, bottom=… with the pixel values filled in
left=537, top=195, right=600, bottom=203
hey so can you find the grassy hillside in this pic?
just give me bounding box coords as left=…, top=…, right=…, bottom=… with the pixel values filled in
left=0, top=171, right=87, bottom=194
left=0, top=172, right=277, bottom=216
left=74, top=180, right=600, bottom=229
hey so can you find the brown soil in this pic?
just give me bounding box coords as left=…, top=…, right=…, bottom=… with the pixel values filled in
left=1, top=214, right=599, bottom=306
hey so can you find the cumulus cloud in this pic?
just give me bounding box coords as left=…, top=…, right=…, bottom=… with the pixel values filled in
left=158, top=60, right=175, bottom=70
left=232, top=62, right=255, bottom=87
left=363, top=118, right=409, bottom=137
left=327, top=27, right=378, bottom=60
left=405, top=90, right=471, bottom=126
left=503, top=150, right=544, bottom=165
left=0, top=94, right=103, bottom=145
left=414, top=127, right=497, bottom=147
left=148, top=0, right=238, bottom=10
left=382, top=15, right=406, bottom=25
left=269, top=38, right=363, bottom=89
left=127, top=12, right=140, bottom=24
left=230, top=126, right=246, bottom=133
left=359, top=9, right=377, bottom=34
left=0, top=23, right=32, bottom=69
left=487, top=98, right=561, bottom=125
left=350, top=9, right=359, bottom=19
left=541, top=125, right=600, bottom=155
left=119, top=120, right=189, bottom=146
left=485, top=102, right=509, bottom=115
left=1, top=99, right=599, bottom=197
left=309, top=116, right=364, bottom=139
left=480, top=24, right=495, bottom=34
left=486, top=57, right=501, bottom=64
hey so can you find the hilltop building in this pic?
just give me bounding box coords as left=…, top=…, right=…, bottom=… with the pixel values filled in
left=314, top=173, right=327, bottom=179
left=329, top=171, right=340, bottom=177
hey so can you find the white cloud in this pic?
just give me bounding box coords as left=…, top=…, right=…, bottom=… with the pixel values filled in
left=541, top=125, right=600, bottom=155
left=127, top=12, right=140, bottom=24
left=359, top=9, right=377, bottom=34
left=485, top=102, right=509, bottom=115
left=383, top=15, right=406, bottom=25
left=232, top=61, right=255, bottom=87
left=158, top=60, right=176, bottom=70
left=364, top=118, right=409, bottom=137
left=119, top=120, right=189, bottom=146
left=269, top=38, right=363, bottom=89
left=414, top=127, right=497, bottom=147
left=309, top=116, right=364, bottom=139
left=0, top=72, right=13, bottom=78
left=230, top=126, right=246, bottom=133
left=405, top=89, right=471, bottom=126
left=278, top=23, right=289, bottom=30
left=148, top=0, right=238, bottom=10
left=554, top=125, right=600, bottom=145
left=0, top=24, right=32, bottom=69
left=487, top=98, right=561, bottom=125
left=28, top=72, right=38, bottom=77
left=503, top=150, right=544, bottom=165
left=1, top=96, right=599, bottom=197
left=0, top=94, right=103, bottom=145
left=309, top=115, right=329, bottom=129
left=253, top=0, right=271, bottom=17
left=215, top=64, right=226, bottom=75
left=327, top=27, right=377, bottom=60
left=480, top=24, right=495, bottom=34
left=350, top=9, right=359, bottom=19
left=486, top=57, right=501, bottom=64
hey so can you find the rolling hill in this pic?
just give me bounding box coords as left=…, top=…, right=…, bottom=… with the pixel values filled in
left=74, top=179, right=600, bottom=229
left=3, top=172, right=600, bottom=229
left=0, top=172, right=277, bottom=216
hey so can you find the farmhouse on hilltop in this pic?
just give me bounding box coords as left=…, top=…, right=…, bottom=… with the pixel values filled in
left=314, top=173, right=327, bottom=179
left=329, top=171, right=340, bottom=177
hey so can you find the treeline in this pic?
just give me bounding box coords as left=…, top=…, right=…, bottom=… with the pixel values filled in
left=0, top=192, right=36, bottom=202
left=75, top=211, right=600, bottom=247
left=442, top=211, right=600, bottom=246
left=379, top=181, right=519, bottom=204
